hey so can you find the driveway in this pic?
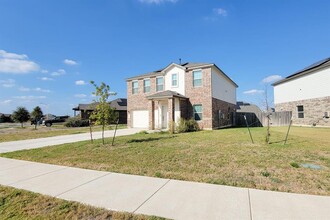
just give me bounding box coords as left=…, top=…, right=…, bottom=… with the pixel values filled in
left=0, top=128, right=144, bottom=153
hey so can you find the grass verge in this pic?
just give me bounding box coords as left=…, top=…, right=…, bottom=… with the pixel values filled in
left=0, top=124, right=127, bottom=142
left=0, top=185, right=165, bottom=219
left=1, top=127, right=329, bottom=195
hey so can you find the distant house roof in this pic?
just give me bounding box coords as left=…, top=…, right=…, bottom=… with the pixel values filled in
left=73, top=98, right=127, bottom=111
left=147, top=90, right=187, bottom=100
left=126, top=62, right=238, bottom=87
left=236, top=102, right=262, bottom=114
left=272, top=57, right=330, bottom=86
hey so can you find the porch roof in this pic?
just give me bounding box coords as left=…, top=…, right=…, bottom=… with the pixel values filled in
left=147, top=90, right=187, bottom=100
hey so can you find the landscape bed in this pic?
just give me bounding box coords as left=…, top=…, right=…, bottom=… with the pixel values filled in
left=0, top=185, right=164, bottom=220
left=1, top=127, right=329, bottom=196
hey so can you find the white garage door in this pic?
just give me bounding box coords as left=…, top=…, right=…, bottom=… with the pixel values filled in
left=132, top=110, right=149, bottom=128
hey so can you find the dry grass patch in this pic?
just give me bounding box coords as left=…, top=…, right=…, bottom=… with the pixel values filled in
left=1, top=127, right=330, bottom=195
left=0, top=185, right=165, bottom=219
left=0, top=124, right=126, bottom=142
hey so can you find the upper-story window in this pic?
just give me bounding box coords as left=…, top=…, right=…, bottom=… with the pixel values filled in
left=156, top=77, right=164, bottom=92
left=171, top=73, right=178, bottom=87
left=143, top=79, right=150, bottom=93
left=132, top=81, right=138, bottom=94
left=193, top=70, right=202, bottom=87
left=297, top=105, right=304, bottom=118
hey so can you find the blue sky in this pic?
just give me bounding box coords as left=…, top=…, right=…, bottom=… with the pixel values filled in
left=1, top=0, right=329, bottom=115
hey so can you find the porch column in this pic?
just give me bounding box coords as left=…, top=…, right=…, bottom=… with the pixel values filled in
left=168, top=98, right=175, bottom=130
left=148, top=100, right=155, bottom=130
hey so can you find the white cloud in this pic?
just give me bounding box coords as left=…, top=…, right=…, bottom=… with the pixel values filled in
left=0, top=99, right=12, bottom=105
left=19, top=87, right=31, bottom=92
left=64, top=59, right=78, bottom=66
left=38, top=77, right=54, bottom=81
left=14, top=95, right=46, bottom=100
left=139, top=0, right=177, bottom=4
left=34, top=87, right=51, bottom=93
left=75, top=80, right=87, bottom=85
left=0, top=49, right=40, bottom=74
left=0, top=79, right=15, bottom=88
left=243, top=89, right=264, bottom=95
left=262, top=75, right=282, bottom=84
left=51, top=69, right=66, bottom=76
left=74, top=94, right=87, bottom=98
left=213, top=8, right=228, bottom=17
left=19, top=87, right=51, bottom=93
left=41, top=69, right=48, bottom=74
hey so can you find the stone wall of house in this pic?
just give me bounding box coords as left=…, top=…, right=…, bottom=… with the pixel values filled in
left=185, top=67, right=213, bottom=129
left=275, top=96, right=330, bottom=127
left=212, top=98, right=236, bottom=128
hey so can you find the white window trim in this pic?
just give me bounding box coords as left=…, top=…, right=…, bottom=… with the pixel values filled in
left=156, top=76, right=164, bottom=92
left=132, top=80, right=138, bottom=94
left=193, top=104, right=203, bottom=121
left=143, top=78, right=151, bottom=93
left=171, top=73, right=179, bottom=88
left=297, top=105, right=304, bottom=118
left=193, top=69, right=202, bottom=87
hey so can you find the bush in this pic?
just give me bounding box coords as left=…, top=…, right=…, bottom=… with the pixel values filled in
left=64, top=117, right=90, bottom=127
left=176, top=118, right=200, bottom=133
left=290, top=162, right=300, bottom=168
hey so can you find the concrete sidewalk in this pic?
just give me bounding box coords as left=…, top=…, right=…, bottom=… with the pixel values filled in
left=0, top=157, right=329, bottom=220
left=0, top=128, right=144, bottom=153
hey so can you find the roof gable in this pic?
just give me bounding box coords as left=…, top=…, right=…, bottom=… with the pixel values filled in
left=273, top=57, right=330, bottom=86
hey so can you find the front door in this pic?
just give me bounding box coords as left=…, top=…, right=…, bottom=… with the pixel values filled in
left=161, top=105, right=168, bottom=129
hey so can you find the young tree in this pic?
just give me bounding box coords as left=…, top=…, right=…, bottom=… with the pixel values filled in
left=12, top=106, right=30, bottom=128
left=31, top=106, right=43, bottom=129
left=89, top=81, right=117, bottom=144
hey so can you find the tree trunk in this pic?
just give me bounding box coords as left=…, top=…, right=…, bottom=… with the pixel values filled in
left=89, top=121, right=93, bottom=144
left=102, top=123, right=105, bottom=145
left=21, top=122, right=23, bottom=128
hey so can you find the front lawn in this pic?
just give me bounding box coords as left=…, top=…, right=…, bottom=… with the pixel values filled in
left=0, top=124, right=127, bottom=142
left=0, top=185, right=164, bottom=219
left=1, top=127, right=329, bottom=195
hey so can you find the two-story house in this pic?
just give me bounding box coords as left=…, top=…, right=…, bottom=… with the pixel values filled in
left=126, top=62, right=238, bottom=130
left=273, top=57, right=330, bottom=126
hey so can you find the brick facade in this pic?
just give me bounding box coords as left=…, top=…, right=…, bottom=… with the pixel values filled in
left=212, top=98, right=236, bottom=128
left=185, top=67, right=213, bottom=129
left=275, top=96, right=330, bottom=127
left=127, top=65, right=237, bottom=130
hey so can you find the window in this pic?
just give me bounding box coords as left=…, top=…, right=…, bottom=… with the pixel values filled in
left=171, top=73, right=178, bottom=87
left=156, top=77, right=164, bottom=92
left=193, top=104, right=203, bottom=121
left=297, top=105, right=304, bottom=118
left=193, top=70, right=202, bottom=87
left=143, top=79, right=150, bottom=93
left=132, top=81, right=138, bottom=94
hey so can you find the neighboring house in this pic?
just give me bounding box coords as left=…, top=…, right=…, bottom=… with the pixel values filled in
left=72, top=98, right=127, bottom=124
left=126, top=62, right=238, bottom=130
left=273, top=57, right=330, bottom=126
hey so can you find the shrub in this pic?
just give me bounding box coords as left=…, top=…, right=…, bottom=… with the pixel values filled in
left=261, top=171, right=270, bottom=177
left=64, top=117, right=90, bottom=127
left=176, top=118, right=200, bottom=133
left=290, top=162, right=300, bottom=168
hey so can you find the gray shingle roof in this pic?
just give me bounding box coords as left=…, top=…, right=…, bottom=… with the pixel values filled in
left=273, top=57, right=330, bottom=86
left=126, top=62, right=238, bottom=87
left=147, top=90, right=187, bottom=99
left=73, top=98, right=127, bottom=111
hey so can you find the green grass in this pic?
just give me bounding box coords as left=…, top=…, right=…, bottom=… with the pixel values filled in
left=0, top=124, right=127, bottom=142
left=0, top=185, right=165, bottom=220
left=1, top=127, right=330, bottom=196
